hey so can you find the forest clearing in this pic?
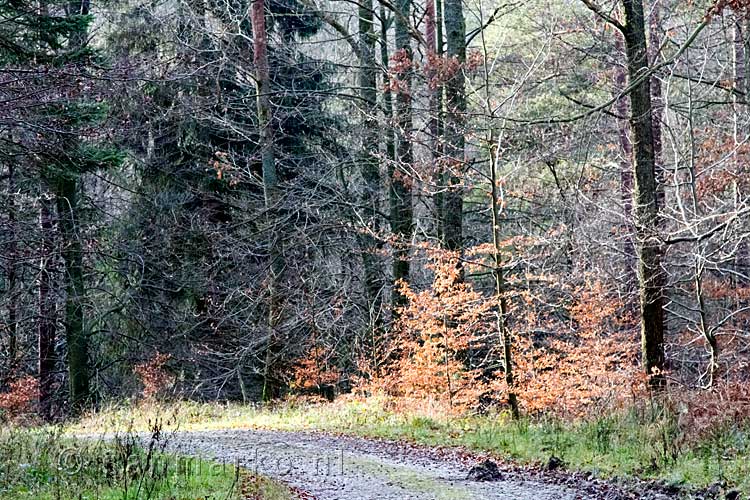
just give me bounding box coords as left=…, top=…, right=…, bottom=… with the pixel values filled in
left=3, top=0, right=750, bottom=497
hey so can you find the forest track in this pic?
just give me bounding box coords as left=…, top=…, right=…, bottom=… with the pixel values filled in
left=159, top=429, right=680, bottom=500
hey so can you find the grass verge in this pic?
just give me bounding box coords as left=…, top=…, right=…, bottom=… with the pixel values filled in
left=68, top=397, right=750, bottom=495
left=0, top=425, right=294, bottom=500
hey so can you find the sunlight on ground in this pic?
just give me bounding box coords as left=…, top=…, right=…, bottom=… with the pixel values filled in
left=66, top=397, right=750, bottom=495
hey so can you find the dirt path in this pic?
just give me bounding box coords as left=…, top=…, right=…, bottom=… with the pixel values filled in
left=159, top=429, right=677, bottom=500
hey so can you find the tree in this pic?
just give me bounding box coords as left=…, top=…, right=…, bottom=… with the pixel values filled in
left=391, top=0, right=414, bottom=309
left=38, top=184, right=56, bottom=419
left=53, top=0, right=121, bottom=411
left=99, top=0, right=349, bottom=401
left=3, top=161, right=18, bottom=374
left=250, top=0, right=285, bottom=401
left=621, top=0, right=666, bottom=388
left=488, top=138, right=519, bottom=417
left=613, top=34, right=635, bottom=270
left=358, top=0, right=385, bottom=338
left=581, top=0, right=668, bottom=388
left=441, top=0, right=465, bottom=255
left=0, top=0, right=119, bottom=414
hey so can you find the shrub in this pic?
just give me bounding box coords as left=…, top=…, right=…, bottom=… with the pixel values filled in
left=134, top=353, right=175, bottom=401
left=0, top=376, right=39, bottom=421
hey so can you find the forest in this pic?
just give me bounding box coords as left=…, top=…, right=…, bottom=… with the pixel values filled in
left=2, top=0, right=750, bottom=498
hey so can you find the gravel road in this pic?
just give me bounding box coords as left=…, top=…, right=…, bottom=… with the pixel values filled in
left=158, top=429, right=680, bottom=500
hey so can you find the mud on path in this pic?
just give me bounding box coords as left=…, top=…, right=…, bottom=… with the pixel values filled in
left=160, top=429, right=680, bottom=500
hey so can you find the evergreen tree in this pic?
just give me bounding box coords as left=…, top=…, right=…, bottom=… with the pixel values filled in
left=0, top=0, right=121, bottom=414
left=104, top=0, right=343, bottom=399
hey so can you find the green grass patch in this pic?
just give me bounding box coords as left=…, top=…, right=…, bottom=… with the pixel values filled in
left=68, top=397, right=750, bottom=495
left=0, top=426, right=294, bottom=500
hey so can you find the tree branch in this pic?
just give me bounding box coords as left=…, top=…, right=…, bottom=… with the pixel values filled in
left=579, top=0, right=626, bottom=34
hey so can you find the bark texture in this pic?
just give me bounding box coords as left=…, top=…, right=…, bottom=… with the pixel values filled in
left=623, top=0, right=666, bottom=388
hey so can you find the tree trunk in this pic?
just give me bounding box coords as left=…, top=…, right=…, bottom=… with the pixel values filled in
left=694, top=264, right=718, bottom=387
left=250, top=0, right=284, bottom=400
left=380, top=5, right=396, bottom=168
left=734, top=18, right=746, bottom=124
left=425, top=0, right=438, bottom=232
left=358, top=0, right=384, bottom=341
left=733, top=17, right=749, bottom=286
left=425, top=0, right=436, bottom=52
left=623, top=0, right=666, bottom=389
left=6, top=162, right=18, bottom=372
left=391, top=0, right=413, bottom=309
left=433, top=0, right=445, bottom=242
left=648, top=0, right=664, bottom=209
left=743, top=18, right=750, bottom=101
left=614, top=35, right=636, bottom=273
left=50, top=0, right=94, bottom=413
left=441, top=0, right=465, bottom=254
left=489, top=137, right=518, bottom=418
left=38, top=182, right=57, bottom=420
left=56, top=174, right=89, bottom=411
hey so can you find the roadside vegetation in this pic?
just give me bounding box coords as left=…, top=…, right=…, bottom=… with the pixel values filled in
left=68, top=396, right=750, bottom=496
left=0, top=425, right=293, bottom=500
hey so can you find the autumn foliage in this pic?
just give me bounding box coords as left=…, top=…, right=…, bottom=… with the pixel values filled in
left=368, top=249, right=491, bottom=413
left=709, top=0, right=750, bottom=18
left=512, top=279, right=642, bottom=416
left=360, top=246, right=643, bottom=418
left=134, top=353, right=174, bottom=401
left=293, top=346, right=341, bottom=391
left=0, top=376, right=39, bottom=421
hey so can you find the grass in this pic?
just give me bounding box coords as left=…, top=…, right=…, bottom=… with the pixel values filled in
left=0, top=425, right=295, bottom=500
left=67, top=396, right=750, bottom=495
left=240, top=474, right=300, bottom=500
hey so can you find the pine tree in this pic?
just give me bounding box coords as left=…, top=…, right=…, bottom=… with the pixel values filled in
left=106, top=0, right=340, bottom=400
left=0, top=0, right=122, bottom=414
